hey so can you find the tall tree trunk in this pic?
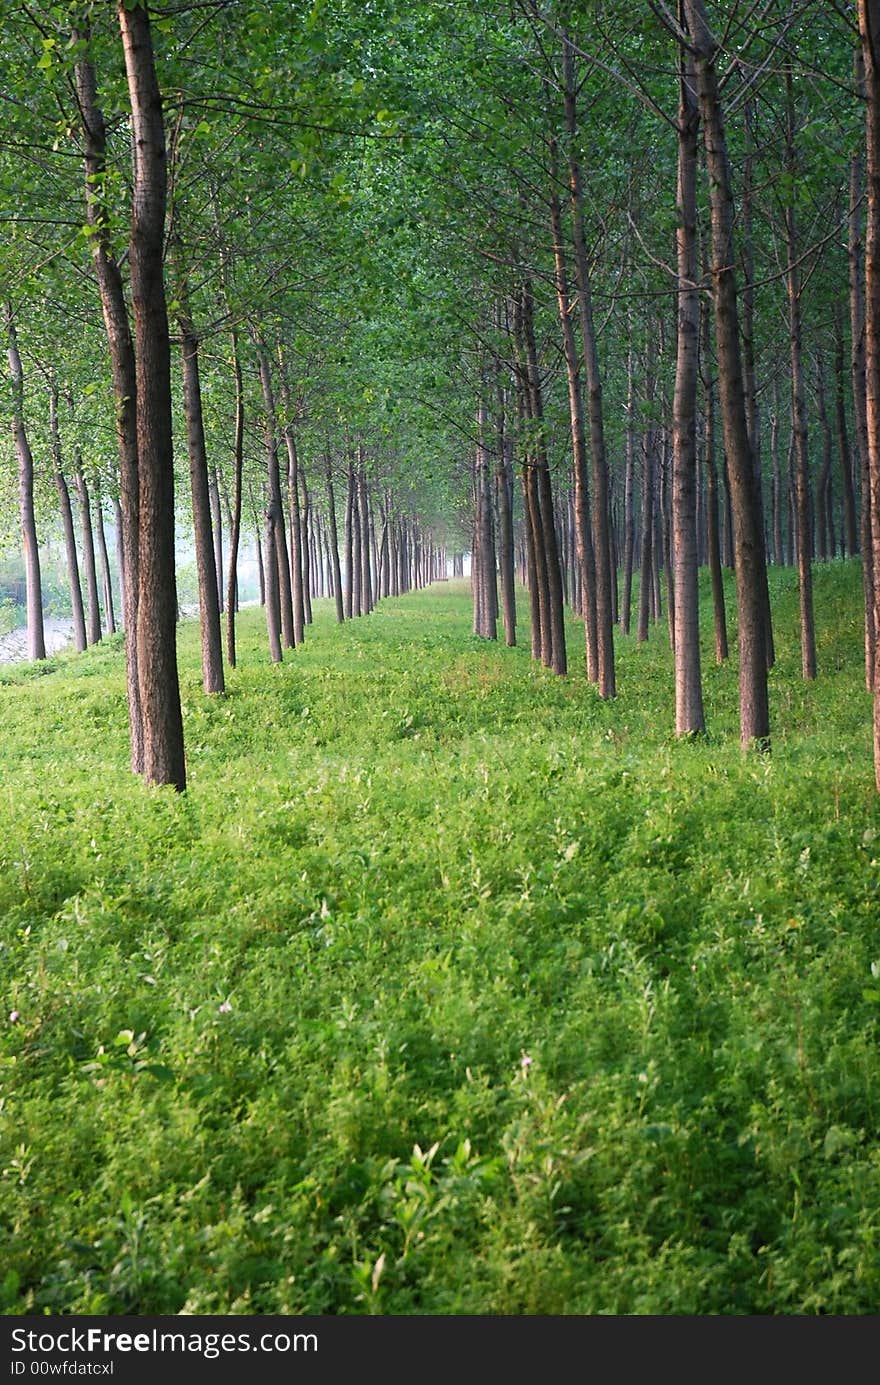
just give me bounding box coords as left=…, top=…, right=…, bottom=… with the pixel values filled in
left=113, top=496, right=126, bottom=621
left=834, top=307, right=859, bottom=558
left=672, top=45, right=705, bottom=734
left=770, top=381, right=784, bottom=566
left=620, top=348, right=636, bottom=635
left=75, top=28, right=143, bottom=771
left=785, top=74, right=817, bottom=680
left=118, top=2, right=185, bottom=789
left=638, top=351, right=657, bottom=645
left=49, top=383, right=87, bottom=654
left=858, top=0, right=880, bottom=786
left=279, top=377, right=305, bottom=644
left=495, top=371, right=517, bottom=646
left=702, top=332, right=729, bottom=664
left=93, top=482, right=117, bottom=636
left=816, top=353, right=835, bottom=562
left=685, top=0, right=770, bottom=748
left=254, top=336, right=294, bottom=651
left=548, top=146, right=597, bottom=678
left=73, top=456, right=102, bottom=646
left=850, top=119, right=876, bottom=689
left=351, top=468, right=362, bottom=617
left=225, top=328, right=244, bottom=667
left=325, top=451, right=345, bottom=623
left=301, top=465, right=313, bottom=625
left=359, top=463, right=373, bottom=617
left=209, top=469, right=223, bottom=615
left=344, top=462, right=355, bottom=618
left=562, top=36, right=613, bottom=695
left=520, top=281, right=566, bottom=674
left=742, top=97, right=774, bottom=671
left=5, top=305, right=45, bottom=662
left=175, top=269, right=224, bottom=695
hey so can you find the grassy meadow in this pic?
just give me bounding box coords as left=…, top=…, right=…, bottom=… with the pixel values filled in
left=0, top=565, right=878, bottom=1314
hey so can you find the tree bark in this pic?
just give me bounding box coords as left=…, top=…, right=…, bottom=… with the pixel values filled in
left=850, top=120, right=876, bottom=689
left=685, top=0, right=770, bottom=748
left=562, top=36, right=613, bottom=695
left=858, top=0, right=880, bottom=786
left=834, top=307, right=859, bottom=558
left=672, top=44, right=705, bottom=733
left=93, top=482, right=117, bottom=636
left=49, top=383, right=87, bottom=654
left=175, top=267, right=224, bottom=694
left=225, top=328, right=244, bottom=667
left=254, top=335, right=294, bottom=651
left=5, top=304, right=45, bottom=662
left=118, top=2, right=185, bottom=789
left=548, top=141, right=598, bottom=678
left=277, top=356, right=305, bottom=642
left=494, top=368, right=517, bottom=646
left=75, top=27, right=142, bottom=771
left=519, top=281, right=566, bottom=674
left=73, top=455, right=102, bottom=646
left=325, top=451, right=345, bottom=623
left=785, top=74, right=817, bottom=680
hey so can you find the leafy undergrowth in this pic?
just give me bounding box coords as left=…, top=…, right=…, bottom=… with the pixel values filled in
left=0, top=564, right=878, bottom=1314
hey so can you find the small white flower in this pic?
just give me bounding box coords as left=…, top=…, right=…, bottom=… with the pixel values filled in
left=520, top=1052, right=533, bottom=1072
left=218, top=1001, right=232, bottom=1014
left=8, top=1010, right=19, bottom=1024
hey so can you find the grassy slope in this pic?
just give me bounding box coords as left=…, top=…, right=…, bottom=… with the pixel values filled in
left=0, top=564, right=878, bottom=1314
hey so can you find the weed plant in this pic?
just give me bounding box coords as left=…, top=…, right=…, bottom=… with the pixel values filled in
left=0, top=563, right=878, bottom=1313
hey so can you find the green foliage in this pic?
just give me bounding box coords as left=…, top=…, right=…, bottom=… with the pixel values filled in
left=0, top=565, right=878, bottom=1314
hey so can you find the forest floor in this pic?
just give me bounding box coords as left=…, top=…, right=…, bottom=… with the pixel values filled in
left=0, top=565, right=877, bottom=1314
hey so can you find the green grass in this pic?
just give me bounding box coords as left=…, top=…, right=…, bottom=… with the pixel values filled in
left=1, top=564, right=878, bottom=1314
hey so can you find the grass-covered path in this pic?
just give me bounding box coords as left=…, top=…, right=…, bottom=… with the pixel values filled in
left=1, top=569, right=878, bottom=1313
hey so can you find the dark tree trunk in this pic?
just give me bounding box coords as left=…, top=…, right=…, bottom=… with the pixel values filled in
left=344, top=461, right=355, bottom=617
left=770, top=382, right=784, bottom=566
left=834, top=307, right=859, bottom=558
left=325, top=452, right=345, bottom=623
left=93, top=482, right=117, bottom=636
left=75, top=28, right=143, bottom=771
left=49, top=383, right=87, bottom=654
left=858, top=0, right=880, bottom=785
left=225, top=329, right=244, bottom=668
left=495, top=368, right=517, bottom=646
left=816, top=354, right=835, bottom=562
left=73, top=459, right=102, bottom=646
left=637, top=365, right=656, bottom=645
left=118, top=2, right=185, bottom=789
left=563, top=37, right=613, bottom=695
left=520, top=281, right=566, bottom=674
left=359, top=463, right=373, bottom=617
left=701, top=295, right=728, bottom=663
left=6, top=305, right=45, bottom=662
left=785, top=74, right=817, bottom=680
left=620, top=348, right=636, bottom=635
left=176, top=282, right=224, bottom=694
left=672, top=44, right=705, bottom=733
left=686, top=0, right=770, bottom=749
left=254, top=336, right=294, bottom=651
left=548, top=146, right=597, bottom=678
left=850, top=126, right=876, bottom=689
